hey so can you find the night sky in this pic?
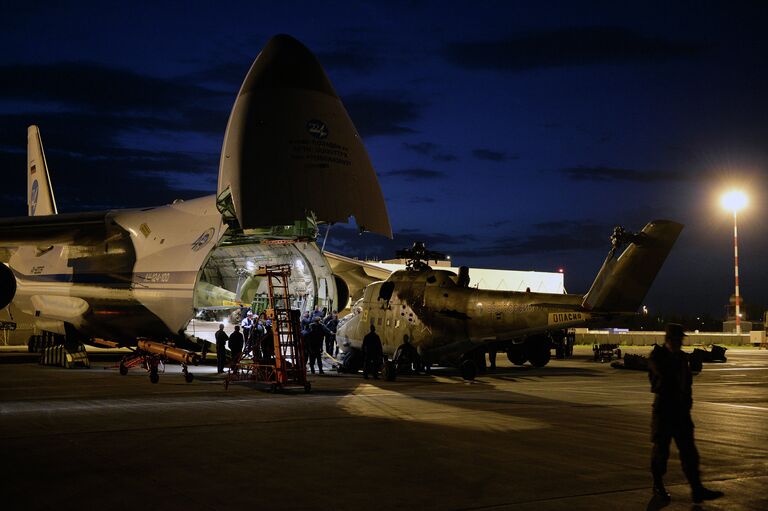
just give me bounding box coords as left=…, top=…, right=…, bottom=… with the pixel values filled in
left=1, top=1, right=766, bottom=317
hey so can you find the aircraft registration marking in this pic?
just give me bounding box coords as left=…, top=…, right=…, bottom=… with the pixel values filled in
left=548, top=312, right=591, bottom=325
left=139, top=272, right=171, bottom=283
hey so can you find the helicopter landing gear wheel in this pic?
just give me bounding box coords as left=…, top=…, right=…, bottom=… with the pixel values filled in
left=383, top=360, right=397, bottom=381
left=460, top=360, right=477, bottom=380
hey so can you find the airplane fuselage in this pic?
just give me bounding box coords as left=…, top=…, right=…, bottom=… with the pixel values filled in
left=7, top=195, right=223, bottom=342
left=4, top=194, right=341, bottom=345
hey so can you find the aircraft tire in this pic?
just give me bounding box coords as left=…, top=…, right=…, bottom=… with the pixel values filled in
left=526, top=342, right=551, bottom=368
left=460, top=360, right=477, bottom=380
left=506, top=346, right=527, bottom=366
left=340, top=349, right=363, bottom=373
left=184, top=371, right=194, bottom=383
left=383, top=360, right=397, bottom=381
left=149, top=370, right=159, bottom=384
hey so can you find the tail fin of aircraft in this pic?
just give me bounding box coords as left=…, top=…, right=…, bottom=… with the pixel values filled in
left=27, top=125, right=57, bottom=216
left=582, top=220, right=683, bottom=313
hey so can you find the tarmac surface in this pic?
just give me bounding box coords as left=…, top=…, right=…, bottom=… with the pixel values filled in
left=1, top=346, right=766, bottom=510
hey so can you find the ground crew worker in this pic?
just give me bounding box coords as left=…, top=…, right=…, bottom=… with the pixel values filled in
left=324, top=311, right=339, bottom=356
left=306, top=318, right=328, bottom=374
left=253, top=318, right=266, bottom=359
left=228, top=325, right=244, bottom=369
left=240, top=311, right=254, bottom=349
left=261, top=319, right=274, bottom=361
left=648, top=323, right=724, bottom=503
left=393, top=334, right=419, bottom=374
left=215, top=324, right=228, bottom=374
left=300, top=311, right=312, bottom=335
left=362, top=324, right=383, bottom=379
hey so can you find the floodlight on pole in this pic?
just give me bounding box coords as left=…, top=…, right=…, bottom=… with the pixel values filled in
left=721, top=190, right=748, bottom=335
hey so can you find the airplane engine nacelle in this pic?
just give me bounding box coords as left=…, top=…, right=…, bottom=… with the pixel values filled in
left=333, top=274, right=350, bottom=312
left=0, top=263, right=17, bottom=310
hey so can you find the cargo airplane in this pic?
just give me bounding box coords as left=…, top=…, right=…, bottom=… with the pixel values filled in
left=336, top=221, right=683, bottom=380
left=0, top=35, right=392, bottom=381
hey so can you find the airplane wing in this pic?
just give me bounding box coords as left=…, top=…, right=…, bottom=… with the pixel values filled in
left=0, top=211, right=111, bottom=248
left=324, top=251, right=392, bottom=309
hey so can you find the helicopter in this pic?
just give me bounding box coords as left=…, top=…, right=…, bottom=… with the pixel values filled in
left=335, top=220, right=683, bottom=380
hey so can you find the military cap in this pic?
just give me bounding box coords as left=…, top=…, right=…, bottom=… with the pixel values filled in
left=665, top=323, right=687, bottom=338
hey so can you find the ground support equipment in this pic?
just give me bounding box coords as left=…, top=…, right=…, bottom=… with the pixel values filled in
left=593, top=343, right=622, bottom=362
left=117, top=341, right=196, bottom=384
left=225, top=264, right=310, bottom=393
left=40, top=341, right=90, bottom=368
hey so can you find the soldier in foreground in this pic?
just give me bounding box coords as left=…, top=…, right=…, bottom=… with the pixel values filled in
left=648, top=324, right=724, bottom=503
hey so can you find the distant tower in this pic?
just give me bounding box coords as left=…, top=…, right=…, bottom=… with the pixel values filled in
left=723, top=294, right=752, bottom=333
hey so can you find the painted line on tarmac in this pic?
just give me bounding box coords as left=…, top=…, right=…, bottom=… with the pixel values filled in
left=697, top=401, right=768, bottom=412
left=704, top=366, right=768, bottom=371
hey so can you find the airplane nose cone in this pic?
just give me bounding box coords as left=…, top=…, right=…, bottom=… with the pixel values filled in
left=218, top=34, right=392, bottom=238
left=240, top=34, right=338, bottom=98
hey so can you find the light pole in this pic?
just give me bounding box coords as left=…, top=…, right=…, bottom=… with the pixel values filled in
left=720, top=190, right=748, bottom=335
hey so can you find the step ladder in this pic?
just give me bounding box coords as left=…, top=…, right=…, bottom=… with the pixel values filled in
left=265, top=264, right=309, bottom=391
left=225, top=264, right=310, bottom=392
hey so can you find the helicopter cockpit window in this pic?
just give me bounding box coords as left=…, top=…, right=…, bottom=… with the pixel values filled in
left=378, top=281, right=395, bottom=301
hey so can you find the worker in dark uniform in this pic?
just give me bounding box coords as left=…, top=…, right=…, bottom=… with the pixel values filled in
left=261, top=319, right=274, bottom=362
left=648, top=323, right=724, bottom=503
left=215, top=324, right=228, bottom=374
left=228, top=325, right=244, bottom=371
left=393, top=334, right=419, bottom=374
left=362, top=324, right=383, bottom=379
left=324, top=310, right=339, bottom=356
left=306, top=318, right=328, bottom=374
left=300, top=311, right=312, bottom=334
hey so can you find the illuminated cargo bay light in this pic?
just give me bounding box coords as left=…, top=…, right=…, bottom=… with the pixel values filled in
left=720, top=190, right=748, bottom=335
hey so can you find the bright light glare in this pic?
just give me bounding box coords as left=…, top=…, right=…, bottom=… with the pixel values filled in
left=721, top=190, right=748, bottom=213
